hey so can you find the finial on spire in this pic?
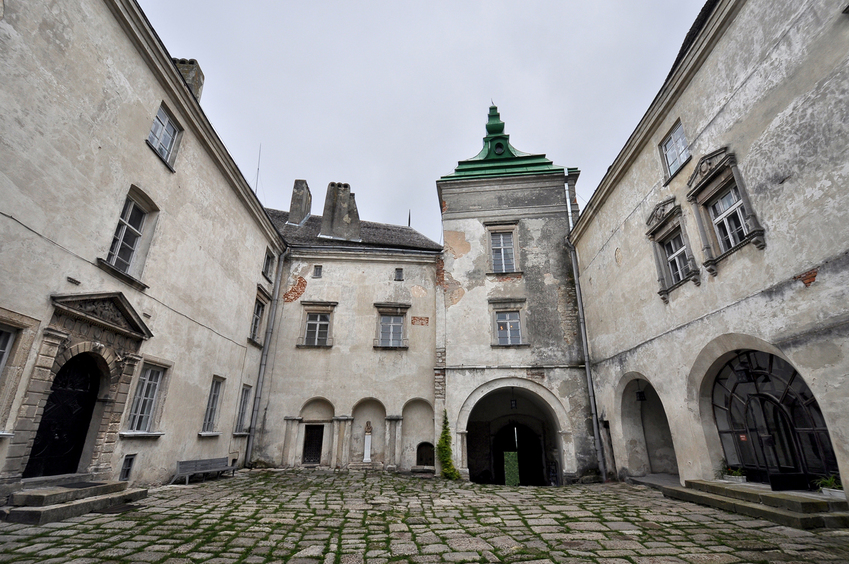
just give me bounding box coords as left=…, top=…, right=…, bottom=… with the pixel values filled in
left=486, top=105, right=505, bottom=135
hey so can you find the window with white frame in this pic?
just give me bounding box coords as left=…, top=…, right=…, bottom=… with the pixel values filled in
left=0, top=325, right=16, bottom=380
left=202, top=377, right=224, bottom=433
left=709, top=187, right=748, bottom=253
left=297, top=301, right=337, bottom=347
left=262, top=250, right=275, bottom=280
left=646, top=197, right=699, bottom=302
left=373, top=303, right=409, bottom=349
left=661, top=121, right=690, bottom=177
left=491, top=231, right=515, bottom=273
left=107, top=197, right=146, bottom=274
left=304, top=313, right=330, bottom=346
left=235, top=385, right=252, bottom=433
left=686, top=148, right=765, bottom=276
left=496, top=311, right=522, bottom=345
left=489, top=298, right=527, bottom=347
left=250, top=299, right=265, bottom=342
left=147, top=105, right=181, bottom=165
left=127, top=364, right=164, bottom=432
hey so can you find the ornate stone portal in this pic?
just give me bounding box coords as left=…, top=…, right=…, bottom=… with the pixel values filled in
left=1, top=293, right=151, bottom=483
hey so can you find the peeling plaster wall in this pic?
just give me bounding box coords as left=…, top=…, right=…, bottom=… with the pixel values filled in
left=437, top=173, right=596, bottom=479
left=0, top=0, right=282, bottom=485
left=573, top=0, right=849, bottom=484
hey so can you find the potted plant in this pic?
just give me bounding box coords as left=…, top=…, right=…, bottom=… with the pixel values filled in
left=716, top=459, right=747, bottom=483
left=814, top=475, right=844, bottom=500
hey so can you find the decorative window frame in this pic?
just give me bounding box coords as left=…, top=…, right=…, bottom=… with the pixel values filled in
left=646, top=197, right=700, bottom=303
left=297, top=301, right=337, bottom=348
left=484, top=221, right=521, bottom=275
left=488, top=298, right=529, bottom=347
left=97, top=185, right=160, bottom=290
left=119, top=356, right=172, bottom=439
left=373, top=303, right=410, bottom=349
left=686, top=148, right=765, bottom=276
left=660, top=120, right=691, bottom=182
left=146, top=103, right=182, bottom=171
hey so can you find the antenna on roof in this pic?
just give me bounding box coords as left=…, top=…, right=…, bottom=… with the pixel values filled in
left=408, top=210, right=411, bottom=227
left=253, top=144, right=262, bottom=194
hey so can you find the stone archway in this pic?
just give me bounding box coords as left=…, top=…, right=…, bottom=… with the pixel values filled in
left=463, top=384, right=563, bottom=486
left=618, top=377, right=678, bottom=478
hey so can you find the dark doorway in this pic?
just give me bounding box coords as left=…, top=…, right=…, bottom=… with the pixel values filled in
left=23, top=354, right=101, bottom=478
left=416, top=442, right=434, bottom=466
left=712, top=350, right=838, bottom=490
left=302, top=425, right=324, bottom=464
left=466, top=387, right=559, bottom=486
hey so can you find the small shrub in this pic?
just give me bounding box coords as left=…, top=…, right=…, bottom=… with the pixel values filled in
left=436, top=410, right=460, bottom=480
left=814, top=474, right=842, bottom=491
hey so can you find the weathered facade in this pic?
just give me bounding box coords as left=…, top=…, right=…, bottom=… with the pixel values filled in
left=436, top=107, right=596, bottom=484
left=570, top=0, right=849, bottom=488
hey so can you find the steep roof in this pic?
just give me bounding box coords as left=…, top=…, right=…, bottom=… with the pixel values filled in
left=440, top=106, right=564, bottom=181
left=266, top=209, right=443, bottom=253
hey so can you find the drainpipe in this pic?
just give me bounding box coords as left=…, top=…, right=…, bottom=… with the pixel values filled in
left=565, top=237, right=607, bottom=481
left=245, top=247, right=289, bottom=467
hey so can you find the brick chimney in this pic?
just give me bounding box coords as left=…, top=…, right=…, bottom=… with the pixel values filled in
left=319, top=182, right=361, bottom=241
left=288, top=179, right=312, bottom=225
left=173, top=58, right=204, bottom=101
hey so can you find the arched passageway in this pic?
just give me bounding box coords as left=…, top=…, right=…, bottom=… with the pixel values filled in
left=711, top=350, right=838, bottom=490
left=23, top=353, right=103, bottom=478
left=466, top=387, right=560, bottom=486
left=619, top=378, right=677, bottom=477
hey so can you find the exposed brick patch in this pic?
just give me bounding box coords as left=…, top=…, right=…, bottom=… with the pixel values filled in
left=283, top=276, right=307, bottom=302
left=441, top=200, right=448, bottom=213
left=411, top=316, right=429, bottom=326
left=494, top=273, right=522, bottom=282
left=794, top=268, right=817, bottom=287
left=526, top=368, right=545, bottom=381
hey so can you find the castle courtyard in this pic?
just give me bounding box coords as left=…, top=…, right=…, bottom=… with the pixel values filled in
left=0, top=471, right=847, bottom=564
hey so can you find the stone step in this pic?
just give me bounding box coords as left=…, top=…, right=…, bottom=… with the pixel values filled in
left=5, top=487, right=147, bottom=525
left=348, top=462, right=381, bottom=471
left=685, top=479, right=848, bottom=513
left=661, top=484, right=849, bottom=529
left=10, top=481, right=128, bottom=507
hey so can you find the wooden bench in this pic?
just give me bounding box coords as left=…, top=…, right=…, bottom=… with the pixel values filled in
left=169, top=457, right=236, bottom=485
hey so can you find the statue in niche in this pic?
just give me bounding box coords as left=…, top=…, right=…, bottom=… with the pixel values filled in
left=363, top=421, right=372, bottom=463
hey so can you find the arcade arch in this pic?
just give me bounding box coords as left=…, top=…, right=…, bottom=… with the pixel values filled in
left=616, top=374, right=677, bottom=478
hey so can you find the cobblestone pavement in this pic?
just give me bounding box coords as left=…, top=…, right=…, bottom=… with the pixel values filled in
left=1, top=469, right=848, bottom=564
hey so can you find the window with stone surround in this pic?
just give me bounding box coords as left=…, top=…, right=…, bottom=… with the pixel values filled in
left=374, top=303, right=410, bottom=349
left=297, top=301, right=337, bottom=347
left=486, top=221, right=520, bottom=274
left=0, top=325, right=16, bottom=382
left=489, top=298, right=529, bottom=347
left=686, top=148, right=765, bottom=276
left=646, top=197, right=699, bottom=302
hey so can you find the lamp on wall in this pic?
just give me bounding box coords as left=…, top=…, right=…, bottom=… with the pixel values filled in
left=510, top=387, right=517, bottom=409
left=636, top=380, right=647, bottom=402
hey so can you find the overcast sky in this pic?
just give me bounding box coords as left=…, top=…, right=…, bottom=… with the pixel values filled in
left=138, top=1, right=706, bottom=244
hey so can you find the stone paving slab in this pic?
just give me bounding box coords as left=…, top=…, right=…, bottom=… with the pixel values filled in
left=0, top=469, right=848, bottom=563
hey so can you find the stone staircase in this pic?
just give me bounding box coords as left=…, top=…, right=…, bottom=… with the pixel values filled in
left=655, top=478, right=849, bottom=529
left=2, top=480, right=147, bottom=525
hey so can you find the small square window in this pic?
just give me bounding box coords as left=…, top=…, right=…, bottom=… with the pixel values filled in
left=313, top=265, right=323, bottom=278
left=262, top=250, right=275, bottom=280
left=147, top=105, right=181, bottom=165
left=202, top=377, right=224, bottom=432
left=394, top=268, right=404, bottom=281
left=250, top=300, right=265, bottom=342
left=661, top=121, right=690, bottom=177
left=496, top=311, right=522, bottom=345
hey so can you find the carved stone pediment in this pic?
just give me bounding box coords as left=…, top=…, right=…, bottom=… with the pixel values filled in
left=646, top=197, right=678, bottom=229
left=51, top=292, right=152, bottom=341
left=687, top=147, right=736, bottom=191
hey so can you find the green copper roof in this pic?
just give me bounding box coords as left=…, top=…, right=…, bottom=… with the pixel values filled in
left=440, top=106, right=564, bottom=180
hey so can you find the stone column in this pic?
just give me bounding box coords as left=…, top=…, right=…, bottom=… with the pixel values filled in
left=282, top=416, right=301, bottom=467
left=330, top=417, right=342, bottom=468
left=458, top=430, right=468, bottom=479
left=339, top=416, right=353, bottom=468
left=385, top=416, right=402, bottom=471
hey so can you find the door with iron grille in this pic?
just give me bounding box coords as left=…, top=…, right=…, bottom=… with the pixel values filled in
left=302, top=425, right=324, bottom=465
left=23, top=354, right=101, bottom=478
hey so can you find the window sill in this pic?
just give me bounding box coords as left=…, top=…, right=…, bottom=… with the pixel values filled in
left=296, top=343, right=333, bottom=349
left=658, top=269, right=700, bottom=303
left=247, top=337, right=264, bottom=349
left=491, top=343, right=531, bottom=348
left=487, top=271, right=523, bottom=277
left=198, top=431, right=222, bottom=438
left=262, top=272, right=273, bottom=284
left=96, top=259, right=149, bottom=291
left=119, top=431, right=164, bottom=439
left=662, top=154, right=692, bottom=186
left=373, top=345, right=409, bottom=351
left=232, top=432, right=250, bottom=437
left=703, top=230, right=765, bottom=276
left=145, top=139, right=176, bottom=173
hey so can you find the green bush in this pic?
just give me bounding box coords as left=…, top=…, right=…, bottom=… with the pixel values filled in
left=437, top=410, right=460, bottom=480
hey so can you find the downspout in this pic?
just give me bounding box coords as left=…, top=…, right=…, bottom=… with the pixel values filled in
left=245, top=247, right=289, bottom=466
left=566, top=237, right=607, bottom=481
